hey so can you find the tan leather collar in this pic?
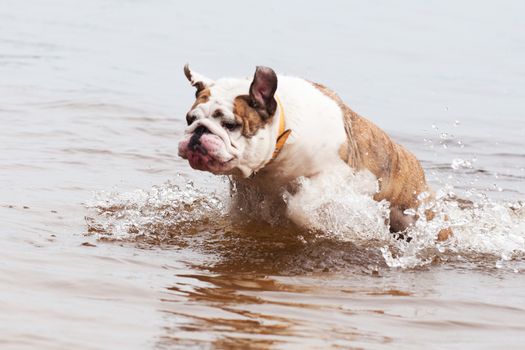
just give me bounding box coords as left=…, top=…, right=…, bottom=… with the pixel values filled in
left=271, top=96, right=291, bottom=161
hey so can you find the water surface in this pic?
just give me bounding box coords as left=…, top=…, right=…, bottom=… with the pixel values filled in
left=1, top=1, right=525, bottom=349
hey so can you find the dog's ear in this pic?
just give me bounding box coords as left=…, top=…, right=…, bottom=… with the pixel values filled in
left=249, top=66, right=278, bottom=119
left=184, top=64, right=213, bottom=93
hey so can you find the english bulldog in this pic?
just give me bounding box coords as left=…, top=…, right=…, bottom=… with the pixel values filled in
left=178, top=65, right=451, bottom=240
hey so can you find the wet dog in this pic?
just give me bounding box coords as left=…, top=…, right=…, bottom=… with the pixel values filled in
left=178, top=65, right=451, bottom=240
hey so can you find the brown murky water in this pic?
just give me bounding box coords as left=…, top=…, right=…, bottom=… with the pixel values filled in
left=2, top=1, right=525, bottom=349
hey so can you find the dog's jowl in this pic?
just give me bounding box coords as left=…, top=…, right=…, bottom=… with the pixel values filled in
left=178, top=65, right=452, bottom=240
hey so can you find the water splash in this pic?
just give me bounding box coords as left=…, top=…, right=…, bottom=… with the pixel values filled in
left=85, top=172, right=525, bottom=271
left=282, top=168, right=525, bottom=269
left=85, top=180, right=227, bottom=245
left=283, top=169, right=391, bottom=241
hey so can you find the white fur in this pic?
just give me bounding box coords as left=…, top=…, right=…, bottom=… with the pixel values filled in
left=179, top=67, right=352, bottom=225
left=180, top=70, right=347, bottom=178
left=262, top=76, right=347, bottom=182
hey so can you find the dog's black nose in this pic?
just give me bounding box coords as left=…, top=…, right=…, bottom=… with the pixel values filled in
left=188, top=125, right=209, bottom=152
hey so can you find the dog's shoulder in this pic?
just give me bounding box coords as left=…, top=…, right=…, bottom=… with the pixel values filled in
left=276, top=76, right=340, bottom=107
left=275, top=76, right=345, bottom=128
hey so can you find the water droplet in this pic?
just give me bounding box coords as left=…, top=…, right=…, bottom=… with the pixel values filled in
left=417, top=191, right=429, bottom=201
left=451, top=158, right=472, bottom=170
left=403, top=208, right=417, bottom=216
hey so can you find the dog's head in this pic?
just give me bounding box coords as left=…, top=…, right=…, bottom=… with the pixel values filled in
left=178, top=65, right=280, bottom=177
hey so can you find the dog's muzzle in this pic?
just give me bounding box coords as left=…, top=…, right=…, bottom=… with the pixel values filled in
left=178, top=120, right=237, bottom=174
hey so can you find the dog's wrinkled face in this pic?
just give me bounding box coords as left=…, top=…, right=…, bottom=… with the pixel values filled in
left=178, top=65, right=279, bottom=177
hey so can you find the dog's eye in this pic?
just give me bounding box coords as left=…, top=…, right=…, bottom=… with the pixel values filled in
left=222, top=121, right=240, bottom=131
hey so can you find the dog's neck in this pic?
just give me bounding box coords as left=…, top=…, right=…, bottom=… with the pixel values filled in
left=234, top=76, right=348, bottom=184
left=236, top=96, right=291, bottom=178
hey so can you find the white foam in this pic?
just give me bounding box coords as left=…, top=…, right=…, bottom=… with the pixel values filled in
left=86, top=174, right=525, bottom=270
left=448, top=201, right=525, bottom=258
left=85, top=180, right=226, bottom=240
left=273, top=165, right=525, bottom=269
left=283, top=168, right=391, bottom=241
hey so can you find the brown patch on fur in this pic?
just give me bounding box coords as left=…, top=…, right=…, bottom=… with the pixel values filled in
left=310, top=82, right=363, bottom=170
left=191, top=88, right=210, bottom=109
left=338, top=143, right=349, bottom=163
left=233, top=95, right=274, bottom=137
left=311, top=82, right=452, bottom=240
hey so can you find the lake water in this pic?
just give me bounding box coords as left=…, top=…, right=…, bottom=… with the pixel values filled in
left=1, top=0, right=524, bottom=349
